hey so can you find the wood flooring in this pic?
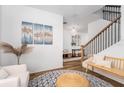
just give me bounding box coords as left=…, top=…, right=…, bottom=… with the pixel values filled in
left=30, top=60, right=124, bottom=87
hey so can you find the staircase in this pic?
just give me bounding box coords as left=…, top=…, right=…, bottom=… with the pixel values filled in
left=103, top=5, right=121, bottom=21
left=81, top=5, right=121, bottom=60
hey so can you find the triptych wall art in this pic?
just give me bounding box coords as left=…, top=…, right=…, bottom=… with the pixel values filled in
left=21, top=21, right=53, bottom=45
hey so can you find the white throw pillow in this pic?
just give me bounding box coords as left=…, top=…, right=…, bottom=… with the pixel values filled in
left=94, top=60, right=102, bottom=65
left=93, top=55, right=104, bottom=63
left=95, top=60, right=112, bottom=68
left=101, top=60, right=112, bottom=68
left=0, top=68, right=9, bottom=79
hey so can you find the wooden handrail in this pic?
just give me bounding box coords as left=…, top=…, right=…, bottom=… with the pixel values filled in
left=105, top=5, right=121, bottom=7
left=84, top=16, right=121, bottom=47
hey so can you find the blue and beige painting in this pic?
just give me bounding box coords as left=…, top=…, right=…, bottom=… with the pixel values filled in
left=21, top=21, right=53, bottom=45
left=44, top=25, right=53, bottom=45
left=33, top=24, right=44, bottom=44
left=21, top=21, right=33, bottom=44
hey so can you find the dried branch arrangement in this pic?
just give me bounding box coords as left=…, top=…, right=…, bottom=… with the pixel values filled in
left=0, top=42, right=33, bottom=64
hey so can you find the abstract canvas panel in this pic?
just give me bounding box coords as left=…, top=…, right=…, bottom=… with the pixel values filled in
left=33, top=24, right=44, bottom=44
left=44, top=25, right=53, bottom=45
left=21, top=21, right=53, bottom=45
left=21, top=21, right=33, bottom=44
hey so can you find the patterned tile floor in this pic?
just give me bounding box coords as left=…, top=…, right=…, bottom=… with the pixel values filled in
left=29, top=70, right=113, bottom=87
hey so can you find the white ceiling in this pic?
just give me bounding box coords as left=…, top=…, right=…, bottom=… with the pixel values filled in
left=28, top=5, right=104, bottom=33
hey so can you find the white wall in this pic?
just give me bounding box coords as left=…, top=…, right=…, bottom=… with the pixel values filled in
left=80, top=32, right=87, bottom=45
left=63, top=29, right=87, bottom=51
left=121, top=5, right=124, bottom=40
left=0, top=6, right=1, bottom=65
left=0, top=6, right=63, bottom=73
left=63, top=19, right=110, bottom=52
left=98, top=40, right=124, bottom=57
left=87, top=19, right=110, bottom=43
left=63, top=30, right=72, bottom=52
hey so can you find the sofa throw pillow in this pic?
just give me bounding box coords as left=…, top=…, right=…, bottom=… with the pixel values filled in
left=101, top=60, right=112, bottom=68
left=95, top=60, right=112, bottom=68
left=93, top=54, right=104, bottom=63
left=0, top=68, right=9, bottom=79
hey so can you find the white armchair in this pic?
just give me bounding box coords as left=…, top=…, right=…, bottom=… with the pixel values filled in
left=0, top=64, right=29, bottom=87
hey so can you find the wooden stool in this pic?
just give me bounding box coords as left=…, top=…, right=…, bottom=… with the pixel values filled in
left=56, top=73, right=90, bottom=87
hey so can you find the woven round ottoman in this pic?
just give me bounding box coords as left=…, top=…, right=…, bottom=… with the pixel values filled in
left=56, top=73, right=90, bottom=87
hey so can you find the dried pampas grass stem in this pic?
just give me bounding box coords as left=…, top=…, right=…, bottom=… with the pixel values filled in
left=0, top=41, right=33, bottom=64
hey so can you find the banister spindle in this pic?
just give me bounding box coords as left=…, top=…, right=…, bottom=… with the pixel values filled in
left=105, top=29, right=107, bottom=49
left=118, top=19, right=120, bottom=42
left=98, top=35, right=100, bottom=53
left=94, top=38, right=96, bottom=54
left=106, top=6, right=109, bottom=20
left=116, top=20, right=118, bottom=42
left=90, top=41, right=92, bottom=55
left=105, top=6, right=106, bottom=20
left=100, top=33, right=102, bottom=52
left=102, top=32, right=104, bottom=50
left=92, top=40, right=94, bottom=54
left=111, top=24, right=113, bottom=45
left=109, top=6, right=110, bottom=20
left=103, top=6, right=105, bottom=19
left=96, top=38, right=97, bottom=54
left=93, top=39, right=95, bottom=54
left=109, top=25, right=112, bottom=46
left=112, top=6, right=114, bottom=20
left=115, top=6, right=117, bottom=17
left=101, top=32, right=103, bottom=51
left=108, top=27, right=110, bottom=47
left=107, top=27, right=109, bottom=47
left=110, top=6, right=112, bottom=21
left=114, top=21, right=117, bottom=43
left=91, top=41, right=93, bottom=55
left=96, top=37, right=98, bottom=54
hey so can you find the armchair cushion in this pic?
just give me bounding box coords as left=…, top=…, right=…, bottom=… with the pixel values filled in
left=3, top=64, right=27, bottom=76
left=0, top=68, right=9, bottom=80
left=0, top=76, right=19, bottom=87
left=1, top=64, right=29, bottom=87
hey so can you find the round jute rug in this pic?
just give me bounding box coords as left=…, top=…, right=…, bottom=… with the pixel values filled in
left=28, top=70, right=113, bottom=87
